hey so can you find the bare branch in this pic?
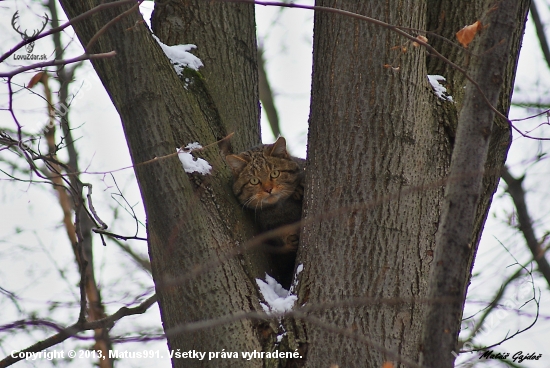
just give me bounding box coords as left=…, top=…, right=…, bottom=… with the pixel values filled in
left=0, top=320, right=88, bottom=340
left=0, top=52, right=116, bottom=79
left=0, top=295, right=157, bottom=368
left=530, top=0, right=550, bottom=70
left=109, top=237, right=152, bottom=273
left=83, top=183, right=108, bottom=230
left=221, top=0, right=550, bottom=141
left=501, top=167, right=550, bottom=286
left=92, top=229, right=148, bottom=242
left=0, top=0, right=139, bottom=63
left=462, top=241, right=542, bottom=349
left=422, top=1, right=525, bottom=365
left=464, top=262, right=525, bottom=341
left=464, top=289, right=539, bottom=353
left=258, top=46, right=281, bottom=137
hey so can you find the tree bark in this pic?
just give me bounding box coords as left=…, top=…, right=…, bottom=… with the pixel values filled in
left=292, top=0, right=528, bottom=367
left=54, top=0, right=530, bottom=367
left=298, top=1, right=440, bottom=366
left=57, top=1, right=269, bottom=367
left=421, top=1, right=529, bottom=367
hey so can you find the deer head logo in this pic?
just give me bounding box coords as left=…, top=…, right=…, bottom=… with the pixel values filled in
left=11, top=11, right=49, bottom=54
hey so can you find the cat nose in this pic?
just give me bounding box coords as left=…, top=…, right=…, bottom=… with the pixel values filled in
left=263, top=185, right=273, bottom=194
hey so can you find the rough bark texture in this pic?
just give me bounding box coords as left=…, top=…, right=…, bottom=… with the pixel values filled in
left=150, top=1, right=261, bottom=153
left=292, top=0, right=528, bottom=367
left=298, top=1, right=442, bottom=366
left=54, top=0, right=530, bottom=367
left=421, top=1, right=530, bottom=367
left=57, top=1, right=268, bottom=367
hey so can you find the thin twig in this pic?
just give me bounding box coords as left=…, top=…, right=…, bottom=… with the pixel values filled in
left=0, top=52, right=117, bottom=79
left=84, top=184, right=108, bottom=230
left=222, top=0, right=550, bottom=141
left=0, top=295, right=157, bottom=368
left=157, top=167, right=507, bottom=292
left=92, top=229, right=147, bottom=242
left=464, top=258, right=530, bottom=341
left=0, top=0, right=138, bottom=63
left=258, top=46, right=281, bottom=137
left=86, top=1, right=143, bottom=51
left=109, top=238, right=152, bottom=272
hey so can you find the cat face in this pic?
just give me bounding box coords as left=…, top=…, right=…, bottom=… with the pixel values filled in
left=225, top=137, right=301, bottom=209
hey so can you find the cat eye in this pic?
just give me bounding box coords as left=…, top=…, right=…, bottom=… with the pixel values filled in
left=270, top=170, right=280, bottom=178
left=249, top=177, right=260, bottom=185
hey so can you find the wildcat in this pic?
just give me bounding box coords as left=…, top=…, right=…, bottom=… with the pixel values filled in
left=225, top=137, right=305, bottom=286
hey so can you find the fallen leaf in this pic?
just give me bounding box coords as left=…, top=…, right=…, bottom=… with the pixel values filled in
left=382, top=362, right=395, bottom=368
left=456, top=21, right=482, bottom=48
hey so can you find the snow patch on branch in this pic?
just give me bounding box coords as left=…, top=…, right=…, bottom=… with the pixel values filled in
left=256, top=274, right=297, bottom=315
left=427, top=75, right=454, bottom=102
left=153, top=35, right=203, bottom=76
left=177, top=143, right=211, bottom=175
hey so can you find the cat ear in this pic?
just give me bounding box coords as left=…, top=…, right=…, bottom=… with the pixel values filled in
left=268, top=137, right=289, bottom=158
left=225, top=154, right=248, bottom=174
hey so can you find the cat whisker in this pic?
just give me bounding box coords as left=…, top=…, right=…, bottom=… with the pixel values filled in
left=276, top=189, right=293, bottom=199
left=242, top=197, right=254, bottom=209
left=256, top=197, right=264, bottom=211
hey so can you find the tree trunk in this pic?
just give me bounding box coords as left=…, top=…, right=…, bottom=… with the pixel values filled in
left=422, top=0, right=528, bottom=366
left=298, top=1, right=441, bottom=365
left=56, top=0, right=529, bottom=367
left=292, top=0, right=528, bottom=367
left=57, top=1, right=269, bottom=367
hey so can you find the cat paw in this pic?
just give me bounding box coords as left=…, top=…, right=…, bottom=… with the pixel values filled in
left=282, top=233, right=299, bottom=252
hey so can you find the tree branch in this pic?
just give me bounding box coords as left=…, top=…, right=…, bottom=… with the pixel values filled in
left=0, top=52, right=117, bottom=79
left=530, top=0, right=550, bottom=70
left=421, top=1, right=524, bottom=366
left=501, top=167, right=550, bottom=286
left=0, top=0, right=138, bottom=64
left=0, top=295, right=157, bottom=368
left=223, top=0, right=550, bottom=141
left=258, top=46, right=281, bottom=137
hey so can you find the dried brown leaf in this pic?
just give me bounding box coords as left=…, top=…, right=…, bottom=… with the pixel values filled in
left=27, top=71, right=46, bottom=88
left=456, top=20, right=482, bottom=48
